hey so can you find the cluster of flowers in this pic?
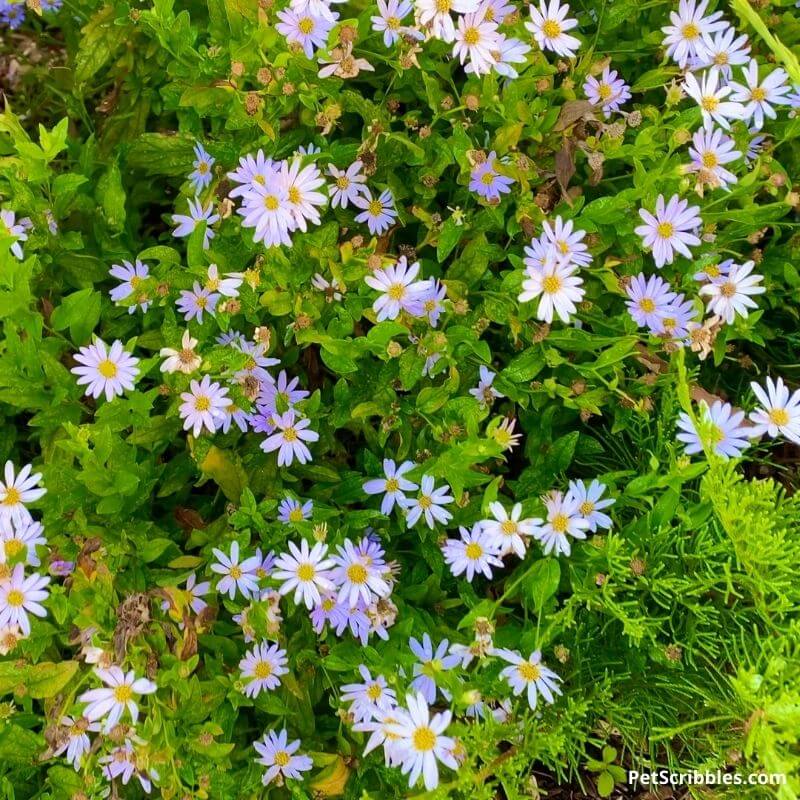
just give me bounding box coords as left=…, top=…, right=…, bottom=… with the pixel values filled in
left=0, top=0, right=61, bottom=29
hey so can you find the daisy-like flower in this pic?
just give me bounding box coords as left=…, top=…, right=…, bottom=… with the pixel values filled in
left=625, top=273, right=676, bottom=329
left=749, top=377, right=800, bottom=445
left=676, top=400, right=751, bottom=459
left=525, top=0, right=580, bottom=58
left=317, top=43, right=376, bottom=79
left=278, top=497, right=313, bottom=524
left=491, top=416, right=523, bottom=451
left=254, top=729, right=313, bottom=786
left=280, top=158, right=327, bottom=232
left=698, top=260, right=764, bottom=323
left=693, top=25, right=750, bottom=77
left=454, top=12, right=499, bottom=76
left=331, top=538, right=391, bottom=606
left=53, top=716, right=100, bottom=770
left=311, top=273, right=345, bottom=302
left=567, top=479, right=614, bottom=532
left=0, top=462, right=46, bottom=527
left=260, top=410, right=319, bottom=466
left=176, top=282, right=220, bottom=323
left=495, top=648, right=563, bottom=710
left=204, top=264, right=243, bottom=298
left=468, top=152, right=514, bottom=200
left=239, top=179, right=294, bottom=248
left=353, top=189, right=397, bottom=235
left=171, top=197, right=219, bottom=249
left=729, top=59, right=791, bottom=131
left=371, top=0, right=416, bottom=46
left=492, top=35, right=532, bottom=79
left=745, top=130, right=767, bottom=165
left=415, top=0, right=479, bottom=43
left=211, top=541, right=261, bottom=600
left=275, top=8, right=336, bottom=58
left=327, top=161, right=367, bottom=208
left=273, top=539, right=336, bottom=609
left=442, top=525, right=503, bottom=581
left=694, top=259, right=731, bottom=283
left=240, top=641, right=289, bottom=697
left=100, top=741, right=158, bottom=793
left=180, top=573, right=211, bottom=616
left=340, top=665, right=397, bottom=722
left=661, top=0, right=726, bottom=68
left=0, top=519, right=46, bottom=566
left=179, top=375, right=229, bottom=437
left=71, top=339, right=139, bottom=402
left=469, top=366, right=504, bottom=408
left=403, top=475, right=454, bottom=529
left=635, top=194, right=701, bottom=268
left=78, top=667, right=157, bottom=732
left=0, top=209, right=27, bottom=260
left=363, top=459, right=418, bottom=514
left=256, top=371, right=308, bottom=421
left=160, top=330, right=201, bottom=375
left=687, top=124, right=741, bottom=190
left=109, top=259, right=150, bottom=314
left=535, top=490, right=590, bottom=557
left=480, top=501, right=541, bottom=558
left=0, top=563, right=49, bottom=636
left=408, top=636, right=460, bottom=706
left=653, top=293, right=698, bottom=340
left=418, top=279, right=447, bottom=327
left=364, top=256, right=429, bottom=321
left=583, top=67, right=631, bottom=117
left=519, top=258, right=585, bottom=324
left=354, top=709, right=407, bottom=765
left=227, top=150, right=279, bottom=198
left=189, top=142, right=215, bottom=192
left=683, top=69, right=744, bottom=130
left=541, top=215, right=592, bottom=268
left=386, top=692, right=458, bottom=791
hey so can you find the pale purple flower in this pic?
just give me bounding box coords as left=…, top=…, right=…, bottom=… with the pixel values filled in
left=469, top=151, right=514, bottom=200
left=276, top=8, right=337, bottom=58
left=71, top=339, right=139, bottom=402
left=227, top=150, right=279, bottom=199
left=363, top=459, right=418, bottom=514
left=692, top=25, right=750, bottom=77
left=584, top=67, right=631, bottom=117
left=327, top=161, right=367, bottom=208
left=525, top=0, right=580, bottom=57
left=260, top=410, right=319, bottom=466
left=729, top=59, right=791, bottom=131
left=189, top=142, right=215, bottom=192
left=240, top=641, right=289, bottom=696
left=0, top=209, right=27, bottom=260
left=403, top=475, right=453, bottom=529
left=0, top=563, right=49, bottom=636
left=179, top=375, right=230, bottom=436
left=661, top=0, right=726, bottom=68
left=492, top=35, right=531, bottom=79
left=635, top=194, right=702, bottom=268
left=109, top=259, right=150, bottom=313
left=625, top=272, right=675, bottom=329
left=454, top=12, right=500, bottom=76
left=172, top=197, right=219, bottom=249
left=254, top=729, right=313, bottom=785
left=278, top=496, right=313, bottom=524
left=534, top=490, right=590, bottom=557
left=353, top=189, right=397, bottom=235
left=371, top=0, right=416, bottom=46
left=469, top=366, right=504, bottom=408
left=687, top=124, right=741, bottom=190
left=698, top=260, right=764, bottom=323
left=176, top=282, right=220, bottom=323
left=749, top=377, right=800, bottom=445
left=273, top=539, right=336, bottom=609
left=211, top=541, right=261, bottom=600
left=654, top=293, right=698, bottom=340
left=364, top=256, right=429, bottom=321
left=442, top=525, right=503, bottom=581
left=78, top=667, right=157, bottom=732
left=409, top=634, right=461, bottom=703
left=0, top=462, right=46, bottom=527
left=683, top=68, right=744, bottom=130
left=567, top=479, right=614, bottom=532
left=495, top=648, right=562, bottom=710
left=676, top=400, right=751, bottom=458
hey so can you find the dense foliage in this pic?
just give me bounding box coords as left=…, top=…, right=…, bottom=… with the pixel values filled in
left=1, top=0, right=800, bottom=797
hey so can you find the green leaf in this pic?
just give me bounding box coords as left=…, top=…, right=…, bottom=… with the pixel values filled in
left=437, top=218, right=463, bottom=263
left=526, top=559, right=560, bottom=610
left=597, top=771, right=615, bottom=797
left=50, top=288, right=102, bottom=345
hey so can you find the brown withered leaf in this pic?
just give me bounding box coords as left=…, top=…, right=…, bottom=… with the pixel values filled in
left=174, top=507, right=207, bottom=532
left=179, top=615, right=198, bottom=661
left=554, top=100, right=596, bottom=132
left=555, top=139, right=576, bottom=204
left=113, top=593, right=151, bottom=662
left=77, top=537, right=102, bottom=577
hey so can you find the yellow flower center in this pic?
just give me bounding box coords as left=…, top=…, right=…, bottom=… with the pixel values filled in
left=113, top=685, right=133, bottom=703
left=4, top=539, right=23, bottom=557
left=751, top=87, right=766, bottom=102
left=706, top=264, right=720, bottom=278
left=639, top=298, right=656, bottom=313
left=387, top=283, right=405, bottom=301
left=288, top=187, right=301, bottom=204
left=336, top=176, right=350, bottom=189
left=464, top=26, right=480, bottom=45
left=254, top=661, right=273, bottom=679
left=701, top=151, right=718, bottom=168
left=130, top=276, right=142, bottom=289
left=418, top=495, right=432, bottom=509
left=720, top=281, right=736, bottom=298
left=435, top=0, right=450, bottom=11
left=682, top=22, right=699, bottom=40
left=465, top=542, right=483, bottom=560
left=298, top=16, right=314, bottom=33
left=283, top=427, right=298, bottom=442
left=387, top=15, right=400, bottom=28
left=518, top=662, right=541, bottom=681
left=2, top=488, right=21, bottom=507
left=346, top=563, right=368, bottom=584
left=701, top=95, right=719, bottom=112
left=6, top=589, right=24, bottom=607
left=98, top=359, right=118, bottom=379
left=198, top=162, right=209, bottom=174
left=579, top=500, right=594, bottom=516
left=289, top=508, right=304, bottom=522
left=230, top=565, right=242, bottom=580
left=254, top=174, right=266, bottom=185
left=206, top=277, right=219, bottom=291
left=368, top=199, right=383, bottom=216
left=196, top=296, right=207, bottom=309
left=710, top=425, right=725, bottom=443
left=412, top=726, right=436, bottom=751
left=297, top=563, right=316, bottom=581
left=551, top=513, right=569, bottom=533
left=195, top=396, right=211, bottom=411
left=274, top=750, right=291, bottom=767
left=501, top=519, right=517, bottom=535
left=385, top=477, right=400, bottom=492
left=656, top=221, right=674, bottom=239
left=481, top=171, right=495, bottom=185
left=264, top=195, right=279, bottom=211
left=322, top=598, right=336, bottom=611
left=598, top=83, right=613, bottom=101
left=769, top=408, right=790, bottom=426
left=367, top=683, right=383, bottom=700
left=662, top=317, right=676, bottom=330
left=714, top=52, right=729, bottom=65
left=542, top=19, right=561, bottom=38
left=542, top=275, right=562, bottom=294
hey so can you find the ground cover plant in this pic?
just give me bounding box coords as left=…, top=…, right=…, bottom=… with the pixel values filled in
left=1, top=0, right=800, bottom=797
